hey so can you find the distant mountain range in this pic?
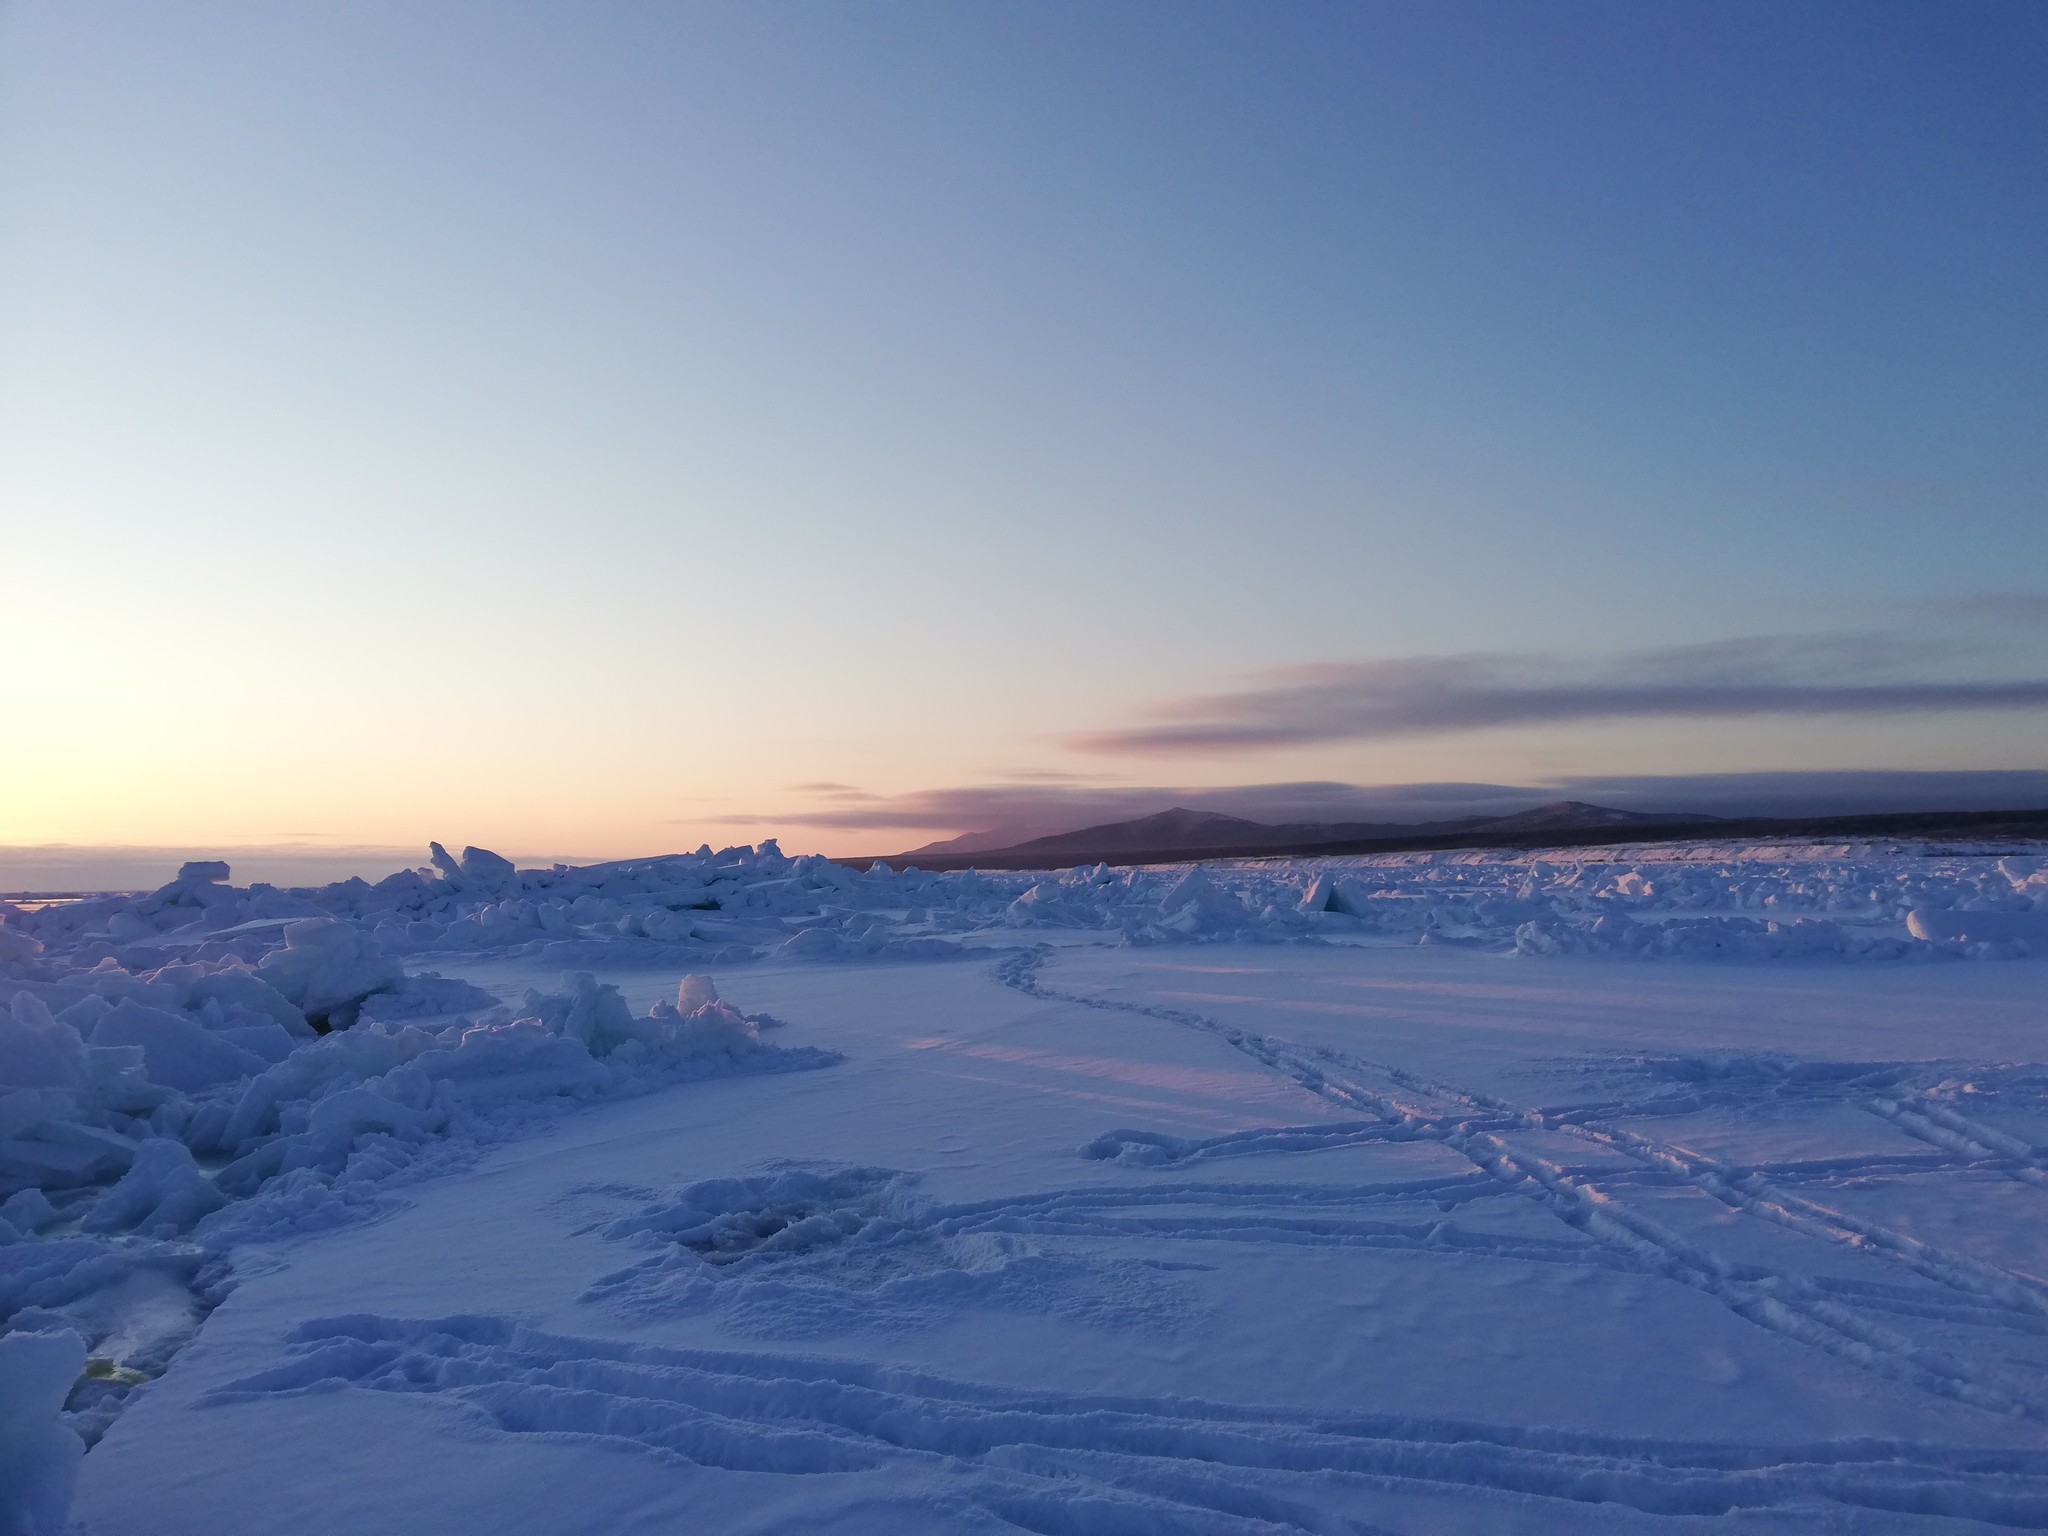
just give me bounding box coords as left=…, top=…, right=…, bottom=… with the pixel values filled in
left=892, top=800, right=1710, bottom=868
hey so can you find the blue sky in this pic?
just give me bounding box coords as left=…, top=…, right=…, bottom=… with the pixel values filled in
left=3, top=1, right=2044, bottom=875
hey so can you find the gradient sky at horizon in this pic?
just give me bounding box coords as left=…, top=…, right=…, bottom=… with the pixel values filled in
left=5, top=0, right=2046, bottom=872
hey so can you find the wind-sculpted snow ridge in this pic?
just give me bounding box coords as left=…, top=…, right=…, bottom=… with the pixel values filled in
left=211, top=1313, right=2048, bottom=1530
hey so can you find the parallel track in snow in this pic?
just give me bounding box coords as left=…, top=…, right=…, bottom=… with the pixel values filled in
left=996, top=946, right=2048, bottom=1423
left=216, top=1313, right=2048, bottom=1533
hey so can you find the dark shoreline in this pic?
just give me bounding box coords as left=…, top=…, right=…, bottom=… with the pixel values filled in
left=854, top=806, right=2048, bottom=873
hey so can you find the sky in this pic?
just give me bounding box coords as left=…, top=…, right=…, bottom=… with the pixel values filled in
left=4, top=1, right=2046, bottom=885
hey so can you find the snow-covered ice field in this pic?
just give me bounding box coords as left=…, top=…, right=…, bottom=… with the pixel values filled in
left=6, top=841, right=2048, bottom=1533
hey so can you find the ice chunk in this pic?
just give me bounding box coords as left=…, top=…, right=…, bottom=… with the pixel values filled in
left=664, top=1000, right=759, bottom=1057
left=459, top=846, right=519, bottom=890
left=357, top=972, right=499, bottom=1023
left=777, top=927, right=848, bottom=959
left=1005, top=883, right=1071, bottom=926
left=1159, top=867, right=1241, bottom=916
left=0, top=994, right=90, bottom=1094
left=416, top=1020, right=607, bottom=1106
left=104, top=911, right=156, bottom=944
left=0, top=1188, right=59, bottom=1234
left=0, top=925, right=43, bottom=963
left=89, top=1000, right=264, bottom=1093
left=255, top=919, right=403, bottom=1028
left=551, top=973, right=639, bottom=1056
left=1906, top=908, right=2048, bottom=948
left=1155, top=867, right=1253, bottom=934
left=0, top=1330, right=86, bottom=1536
left=172, top=860, right=230, bottom=886
left=86, top=1044, right=172, bottom=1116
left=1299, top=873, right=1342, bottom=913
left=302, top=1086, right=439, bottom=1144
left=1, top=1113, right=143, bottom=1195
left=185, top=969, right=313, bottom=1036
left=81, top=1138, right=226, bottom=1237
left=675, top=974, right=720, bottom=1013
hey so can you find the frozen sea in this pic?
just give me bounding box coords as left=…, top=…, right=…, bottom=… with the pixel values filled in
left=5, top=841, right=2048, bottom=1533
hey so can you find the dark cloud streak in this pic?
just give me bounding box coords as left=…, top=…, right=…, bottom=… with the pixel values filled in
left=1064, top=637, right=2048, bottom=755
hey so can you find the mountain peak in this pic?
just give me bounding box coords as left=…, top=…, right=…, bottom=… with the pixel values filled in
left=888, top=798, right=1717, bottom=867
left=1472, top=800, right=1713, bottom=833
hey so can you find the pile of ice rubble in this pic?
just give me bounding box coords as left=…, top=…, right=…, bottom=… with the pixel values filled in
left=2, top=837, right=2047, bottom=1534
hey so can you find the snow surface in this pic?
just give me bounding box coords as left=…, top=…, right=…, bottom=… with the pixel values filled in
left=3, top=839, right=2048, bottom=1532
